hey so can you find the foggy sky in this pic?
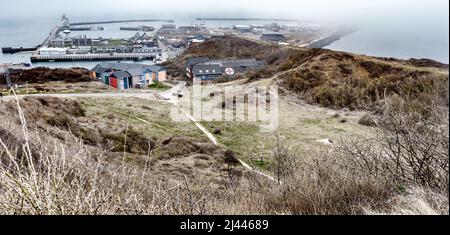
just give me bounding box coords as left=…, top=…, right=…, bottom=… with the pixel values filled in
left=0, top=0, right=448, bottom=24
left=0, top=0, right=448, bottom=62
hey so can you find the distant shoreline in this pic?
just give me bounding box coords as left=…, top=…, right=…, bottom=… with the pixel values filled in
left=307, top=29, right=357, bottom=49
left=196, top=17, right=300, bottom=22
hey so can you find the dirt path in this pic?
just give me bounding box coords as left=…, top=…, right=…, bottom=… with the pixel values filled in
left=183, top=109, right=276, bottom=181
left=2, top=83, right=276, bottom=181
left=172, top=100, right=276, bottom=181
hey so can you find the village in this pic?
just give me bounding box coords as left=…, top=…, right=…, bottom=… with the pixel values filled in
left=2, top=15, right=354, bottom=64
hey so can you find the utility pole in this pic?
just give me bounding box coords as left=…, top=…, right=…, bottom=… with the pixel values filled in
left=3, top=64, right=12, bottom=88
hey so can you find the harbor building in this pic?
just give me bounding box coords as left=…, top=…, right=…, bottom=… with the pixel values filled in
left=50, top=36, right=66, bottom=47
left=233, top=25, right=252, bottom=33
left=186, top=57, right=265, bottom=81
left=38, top=47, right=68, bottom=55
left=261, top=32, right=285, bottom=42
left=161, top=24, right=177, bottom=31
left=72, top=36, right=93, bottom=47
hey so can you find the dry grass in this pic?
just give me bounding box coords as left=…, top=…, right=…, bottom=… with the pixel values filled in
left=0, top=92, right=447, bottom=215
left=164, top=36, right=449, bottom=113
left=280, top=50, right=449, bottom=111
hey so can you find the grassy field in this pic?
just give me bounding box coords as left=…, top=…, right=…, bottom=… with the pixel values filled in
left=199, top=96, right=376, bottom=170
left=148, top=81, right=171, bottom=91
left=79, top=97, right=207, bottom=141
left=107, top=39, right=128, bottom=46
left=1, top=81, right=114, bottom=96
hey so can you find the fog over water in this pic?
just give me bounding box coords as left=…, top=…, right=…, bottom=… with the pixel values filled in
left=0, top=0, right=448, bottom=63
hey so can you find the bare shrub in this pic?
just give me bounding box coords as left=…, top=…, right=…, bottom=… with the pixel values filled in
left=0, top=97, right=236, bottom=215
left=340, top=99, right=449, bottom=193
left=358, top=114, right=378, bottom=127
left=0, top=92, right=447, bottom=215
left=261, top=156, right=392, bottom=214
left=269, top=136, right=298, bottom=183
left=363, top=187, right=449, bottom=215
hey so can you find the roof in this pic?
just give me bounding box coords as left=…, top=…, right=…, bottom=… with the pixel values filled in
left=262, top=32, right=284, bottom=36
left=126, top=66, right=144, bottom=76
left=233, top=24, right=251, bottom=28
left=91, top=63, right=166, bottom=76
left=261, top=32, right=285, bottom=41
left=206, top=59, right=264, bottom=68
left=191, top=58, right=265, bottom=76
left=91, top=64, right=103, bottom=73
left=144, top=65, right=165, bottom=73
left=110, top=71, right=131, bottom=79
left=186, top=57, right=210, bottom=67
left=192, top=64, right=222, bottom=76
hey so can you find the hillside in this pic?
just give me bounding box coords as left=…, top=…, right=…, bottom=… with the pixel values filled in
left=166, top=36, right=449, bottom=111
left=0, top=67, right=112, bottom=95
left=0, top=37, right=448, bottom=215
left=0, top=97, right=245, bottom=188
left=0, top=67, right=93, bottom=85
left=162, top=36, right=294, bottom=77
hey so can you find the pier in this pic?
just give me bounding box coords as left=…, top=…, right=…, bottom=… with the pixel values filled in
left=2, top=47, right=39, bottom=54
left=70, top=19, right=174, bottom=26
left=60, top=26, right=104, bottom=31
left=196, top=17, right=299, bottom=22
left=43, top=26, right=62, bottom=47
left=30, top=53, right=158, bottom=62
left=306, top=29, right=357, bottom=48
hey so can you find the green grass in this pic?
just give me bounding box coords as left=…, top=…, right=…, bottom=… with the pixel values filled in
left=107, top=39, right=128, bottom=46
left=1, top=88, right=39, bottom=96
left=79, top=97, right=206, bottom=141
left=148, top=81, right=171, bottom=91
left=200, top=120, right=275, bottom=168
left=251, top=159, right=270, bottom=170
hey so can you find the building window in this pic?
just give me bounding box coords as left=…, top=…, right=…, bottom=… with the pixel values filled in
left=206, top=70, right=209, bottom=73
left=199, top=70, right=203, bottom=73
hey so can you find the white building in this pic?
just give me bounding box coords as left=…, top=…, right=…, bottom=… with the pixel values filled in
left=38, top=47, right=68, bottom=55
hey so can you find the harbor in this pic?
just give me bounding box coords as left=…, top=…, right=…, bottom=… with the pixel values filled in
left=30, top=52, right=157, bottom=62
left=1, top=15, right=359, bottom=67
left=2, top=15, right=174, bottom=63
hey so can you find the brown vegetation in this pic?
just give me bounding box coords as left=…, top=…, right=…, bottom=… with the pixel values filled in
left=1, top=97, right=244, bottom=191
left=163, top=36, right=294, bottom=78
left=280, top=50, right=449, bottom=111
left=0, top=37, right=448, bottom=215
left=0, top=67, right=93, bottom=86
left=0, top=97, right=447, bottom=214
left=165, top=37, right=448, bottom=113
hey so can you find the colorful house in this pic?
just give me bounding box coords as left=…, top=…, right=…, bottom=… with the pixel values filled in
left=91, top=63, right=167, bottom=90
left=109, top=71, right=132, bottom=90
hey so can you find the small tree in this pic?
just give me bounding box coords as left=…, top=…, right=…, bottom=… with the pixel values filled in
left=270, top=135, right=298, bottom=183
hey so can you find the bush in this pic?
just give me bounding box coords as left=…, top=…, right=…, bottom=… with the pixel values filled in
left=358, top=114, right=377, bottom=127
left=342, top=106, right=449, bottom=193
left=45, top=112, right=75, bottom=129
left=261, top=157, right=392, bottom=214
left=148, top=81, right=170, bottom=90
left=100, top=128, right=156, bottom=154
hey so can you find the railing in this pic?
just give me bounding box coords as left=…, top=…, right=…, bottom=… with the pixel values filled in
left=31, top=53, right=158, bottom=62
